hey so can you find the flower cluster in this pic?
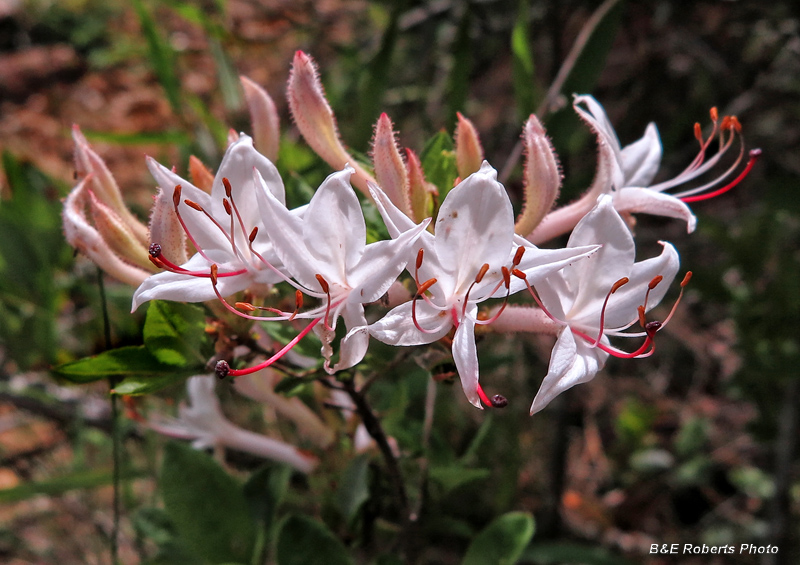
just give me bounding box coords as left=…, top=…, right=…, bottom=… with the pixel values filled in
left=63, top=52, right=758, bottom=465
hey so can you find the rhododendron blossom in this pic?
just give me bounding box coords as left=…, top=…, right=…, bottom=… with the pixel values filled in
left=369, top=162, right=598, bottom=409
left=132, top=135, right=289, bottom=311
left=526, top=195, right=682, bottom=414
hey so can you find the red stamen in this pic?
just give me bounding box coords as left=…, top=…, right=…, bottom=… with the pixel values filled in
left=475, top=263, right=489, bottom=284
left=222, top=177, right=232, bottom=198
left=680, top=148, right=761, bottom=203
left=316, top=274, right=333, bottom=330
left=217, top=316, right=323, bottom=377
left=592, top=277, right=629, bottom=347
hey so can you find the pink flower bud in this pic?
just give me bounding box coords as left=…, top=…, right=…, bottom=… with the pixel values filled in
left=287, top=51, right=374, bottom=196
left=240, top=75, right=280, bottom=162
left=88, top=190, right=153, bottom=271
left=148, top=186, right=189, bottom=266
left=63, top=177, right=152, bottom=286
left=71, top=125, right=149, bottom=245
left=406, top=148, right=437, bottom=224
left=188, top=155, right=214, bottom=194
left=514, top=115, right=561, bottom=236
left=371, top=113, right=410, bottom=215
left=454, top=112, right=484, bottom=179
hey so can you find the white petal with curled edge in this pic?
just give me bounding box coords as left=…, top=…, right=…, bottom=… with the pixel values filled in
left=452, top=304, right=481, bottom=409
left=530, top=328, right=606, bottom=414
left=327, top=302, right=370, bottom=373
left=614, top=187, right=697, bottom=233
left=620, top=123, right=662, bottom=187
left=369, top=300, right=452, bottom=347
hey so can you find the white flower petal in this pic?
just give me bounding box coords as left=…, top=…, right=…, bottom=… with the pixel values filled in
left=530, top=329, right=606, bottom=414
left=327, top=302, right=370, bottom=373
left=369, top=301, right=452, bottom=346
left=452, top=306, right=481, bottom=409
left=434, top=162, right=514, bottom=293
left=620, top=123, right=662, bottom=187
left=303, top=166, right=366, bottom=278
left=614, top=187, right=697, bottom=233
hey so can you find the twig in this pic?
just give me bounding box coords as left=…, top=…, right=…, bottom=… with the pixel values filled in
left=340, top=377, right=409, bottom=524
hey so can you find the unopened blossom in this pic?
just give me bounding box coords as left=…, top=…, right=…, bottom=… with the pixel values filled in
left=287, top=50, right=375, bottom=196
left=372, top=113, right=411, bottom=216
left=525, top=195, right=680, bottom=414
left=369, top=162, right=598, bottom=409
left=514, top=114, right=562, bottom=236
left=254, top=165, right=429, bottom=373
left=454, top=112, right=484, bottom=180
left=64, top=126, right=157, bottom=285
left=148, top=375, right=318, bottom=473
left=132, top=135, right=289, bottom=311
left=528, top=95, right=759, bottom=243
left=240, top=75, right=280, bottom=162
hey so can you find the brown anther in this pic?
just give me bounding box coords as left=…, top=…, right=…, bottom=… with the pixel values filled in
left=513, top=246, right=525, bottom=266
left=730, top=116, right=742, bottom=133
left=235, top=302, right=256, bottom=312
left=694, top=122, right=703, bottom=142
left=475, top=263, right=490, bottom=283
left=417, top=277, right=437, bottom=295
left=611, top=277, right=629, bottom=293
left=210, top=264, right=218, bottom=286
left=710, top=107, right=718, bottom=122
left=315, top=274, right=330, bottom=293
left=501, top=266, right=511, bottom=288
left=490, top=395, right=508, bottom=408
left=295, top=290, right=304, bottom=310
left=249, top=227, right=258, bottom=243
left=637, top=305, right=647, bottom=328
left=215, top=360, right=230, bottom=379
left=184, top=199, right=204, bottom=212
left=720, top=116, right=732, bottom=131
left=645, top=320, right=662, bottom=336
left=648, top=275, right=663, bottom=290
left=172, top=185, right=182, bottom=208
left=416, top=249, right=424, bottom=270
left=223, top=198, right=232, bottom=215
left=222, top=177, right=233, bottom=198
left=512, top=268, right=527, bottom=280
left=681, top=271, right=693, bottom=287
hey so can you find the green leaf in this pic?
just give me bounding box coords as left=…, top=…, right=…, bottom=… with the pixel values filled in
left=131, top=0, right=183, bottom=116
left=276, top=515, right=353, bottom=565
left=111, top=370, right=196, bottom=396
left=161, top=442, right=257, bottom=564
left=420, top=131, right=458, bottom=199
left=336, top=454, right=371, bottom=524
left=462, top=511, right=535, bottom=565
left=429, top=466, right=490, bottom=495
left=511, top=0, right=537, bottom=120
left=52, top=345, right=195, bottom=384
left=243, top=464, right=292, bottom=532
left=143, top=300, right=208, bottom=366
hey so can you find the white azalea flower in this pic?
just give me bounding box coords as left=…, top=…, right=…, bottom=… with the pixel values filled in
left=132, top=135, right=289, bottom=311
left=530, top=194, right=681, bottom=414
left=148, top=376, right=318, bottom=473
left=529, top=95, right=759, bottom=243
left=369, top=162, right=597, bottom=409
left=253, top=165, right=429, bottom=374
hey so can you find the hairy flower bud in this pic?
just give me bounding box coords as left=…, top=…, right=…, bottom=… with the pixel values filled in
left=454, top=112, right=484, bottom=179
left=514, top=115, right=561, bottom=236
left=240, top=75, right=280, bottom=162
left=372, top=113, right=410, bottom=216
